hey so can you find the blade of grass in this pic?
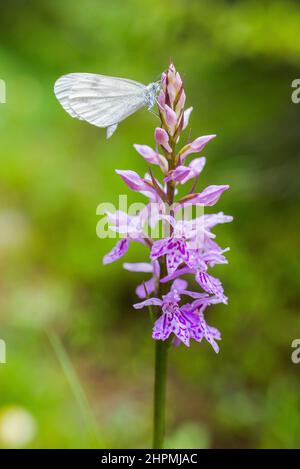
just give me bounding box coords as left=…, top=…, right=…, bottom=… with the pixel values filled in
left=47, top=330, right=99, bottom=448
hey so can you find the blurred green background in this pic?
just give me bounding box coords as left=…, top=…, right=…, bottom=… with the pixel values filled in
left=0, top=0, right=300, bottom=448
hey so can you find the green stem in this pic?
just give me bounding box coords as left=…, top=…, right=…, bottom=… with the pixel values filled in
left=152, top=95, right=177, bottom=449
left=153, top=339, right=169, bottom=448
left=152, top=162, right=175, bottom=449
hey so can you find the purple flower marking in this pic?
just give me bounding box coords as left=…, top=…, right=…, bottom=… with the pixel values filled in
left=134, top=281, right=195, bottom=347
left=151, top=236, right=190, bottom=275
left=134, top=281, right=221, bottom=350
left=181, top=305, right=221, bottom=353
left=196, top=271, right=227, bottom=303
left=103, top=238, right=130, bottom=265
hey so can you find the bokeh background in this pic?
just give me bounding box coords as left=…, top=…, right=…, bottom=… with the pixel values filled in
left=1, top=0, right=300, bottom=448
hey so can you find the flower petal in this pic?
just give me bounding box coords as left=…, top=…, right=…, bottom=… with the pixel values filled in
left=103, top=238, right=130, bottom=265
left=182, top=107, right=193, bottom=130
left=188, top=157, right=206, bottom=176
left=165, top=238, right=190, bottom=275
left=160, top=266, right=193, bottom=283
left=164, top=104, right=177, bottom=134
left=196, top=271, right=226, bottom=302
left=106, top=210, right=130, bottom=228
left=152, top=309, right=190, bottom=347
left=155, top=128, right=172, bottom=153
left=133, top=144, right=168, bottom=172
left=116, top=169, right=148, bottom=192
left=133, top=297, right=162, bottom=309
left=165, top=165, right=191, bottom=183
left=179, top=135, right=216, bottom=162
left=171, top=278, right=188, bottom=292
left=151, top=238, right=169, bottom=260
left=123, top=262, right=153, bottom=273
left=136, top=277, right=156, bottom=299
left=198, top=313, right=221, bottom=353
left=204, top=212, right=233, bottom=229
left=179, top=185, right=229, bottom=208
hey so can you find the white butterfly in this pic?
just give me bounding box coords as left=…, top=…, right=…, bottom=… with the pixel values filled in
left=54, top=73, right=160, bottom=138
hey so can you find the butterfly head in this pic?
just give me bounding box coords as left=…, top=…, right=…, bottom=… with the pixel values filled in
left=145, top=81, right=161, bottom=110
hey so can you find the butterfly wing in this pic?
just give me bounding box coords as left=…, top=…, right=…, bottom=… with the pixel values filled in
left=54, top=74, right=83, bottom=119
left=54, top=73, right=147, bottom=128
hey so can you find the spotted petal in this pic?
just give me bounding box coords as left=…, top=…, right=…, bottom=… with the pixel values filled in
left=196, top=271, right=226, bottom=302
left=153, top=306, right=190, bottom=347
left=103, top=238, right=130, bottom=265
left=165, top=238, right=190, bottom=275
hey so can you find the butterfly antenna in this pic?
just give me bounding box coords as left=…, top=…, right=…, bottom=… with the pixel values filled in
left=150, top=109, right=160, bottom=119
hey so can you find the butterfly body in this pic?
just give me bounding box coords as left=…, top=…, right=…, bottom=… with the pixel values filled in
left=54, top=73, right=160, bottom=138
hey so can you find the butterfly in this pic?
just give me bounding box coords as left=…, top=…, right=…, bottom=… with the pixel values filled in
left=54, top=73, right=160, bottom=138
